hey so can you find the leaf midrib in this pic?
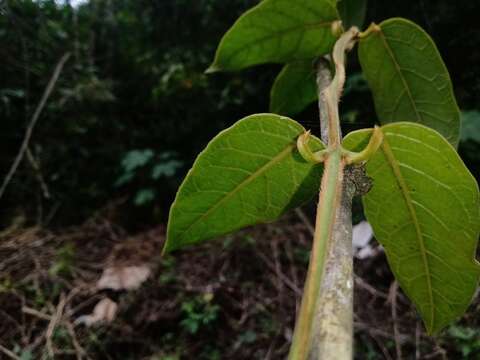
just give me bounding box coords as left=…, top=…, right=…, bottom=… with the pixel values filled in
left=380, top=134, right=435, bottom=331
left=375, top=28, right=422, bottom=123
left=222, top=20, right=333, bottom=67
left=178, top=143, right=296, bottom=240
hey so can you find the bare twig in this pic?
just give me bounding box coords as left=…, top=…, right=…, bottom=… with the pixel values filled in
left=415, top=320, right=421, bottom=359
left=0, top=53, right=70, bottom=200
left=66, top=321, right=89, bottom=360
left=371, top=335, right=393, bottom=360
left=294, top=208, right=314, bottom=236
left=389, top=281, right=403, bottom=359
left=46, top=293, right=67, bottom=358
left=22, top=306, right=52, bottom=321
left=0, top=344, right=21, bottom=360
left=424, top=347, right=447, bottom=360
left=354, top=321, right=411, bottom=343
left=257, top=251, right=302, bottom=296
left=271, top=239, right=285, bottom=297
left=284, top=236, right=300, bottom=300
left=26, top=147, right=51, bottom=199
left=355, top=274, right=389, bottom=300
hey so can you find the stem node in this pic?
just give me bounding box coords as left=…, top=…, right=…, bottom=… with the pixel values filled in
left=297, top=131, right=328, bottom=164
left=343, top=125, right=384, bottom=165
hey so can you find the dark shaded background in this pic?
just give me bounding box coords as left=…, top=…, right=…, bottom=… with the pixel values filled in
left=1, top=1, right=480, bottom=359
left=1, top=0, right=479, bottom=228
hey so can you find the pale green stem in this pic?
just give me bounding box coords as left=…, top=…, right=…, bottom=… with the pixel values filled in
left=358, top=22, right=381, bottom=39
left=288, top=148, right=344, bottom=360
left=343, top=126, right=384, bottom=164
left=297, top=131, right=329, bottom=164
left=288, top=28, right=360, bottom=360
left=324, top=27, right=359, bottom=147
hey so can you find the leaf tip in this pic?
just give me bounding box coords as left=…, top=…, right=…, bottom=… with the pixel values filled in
left=205, top=64, right=221, bottom=74
left=425, top=322, right=441, bottom=337
left=161, top=243, right=170, bottom=256
left=161, top=235, right=176, bottom=256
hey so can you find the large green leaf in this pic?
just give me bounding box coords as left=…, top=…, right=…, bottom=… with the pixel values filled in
left=164, top=114, right=324, bottom=253
left=343, top=122, right=480, bottom=334
left=270, top=61, right=317, bottom=116
left=207, top=0, right=339, bottom=72
left=358, top=18, right=461, bottom=147
left=337, top=0, right=367, bottom=29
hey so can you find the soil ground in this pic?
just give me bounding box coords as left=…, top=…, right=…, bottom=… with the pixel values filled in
left=0, top=208, right=479, bottom=359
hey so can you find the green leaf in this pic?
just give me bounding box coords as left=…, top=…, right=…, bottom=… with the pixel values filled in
left=343, top=122, right=480, bottom=334
left=207, top=0, right=339, bottom=72
left=358, top=18, right=461, bottom=147
left=337, top=0, right=368, bottom=29
left=270, top=61, right=317, bottom=116
left=164, top=114, right=324, bottom=253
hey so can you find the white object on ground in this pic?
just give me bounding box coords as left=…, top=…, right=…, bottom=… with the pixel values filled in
left=352, top=221, right=375, bottom=259
left=75, top=297, right=118, bottom=327
left=97, top=265, right=151, bottom=291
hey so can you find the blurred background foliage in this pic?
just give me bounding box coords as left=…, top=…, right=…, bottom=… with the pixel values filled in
left=1, top=1, right=480, bottom=359
left=1, top=0, right=479, bottom=229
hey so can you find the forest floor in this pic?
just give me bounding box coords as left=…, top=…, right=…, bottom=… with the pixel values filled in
left=0, top=206, right=479, bottom=359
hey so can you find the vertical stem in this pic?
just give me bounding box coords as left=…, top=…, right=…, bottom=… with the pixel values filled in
left=288, top=149, right=346, bottom=359
left=316, top=58, right=332, bottom=144
left=309, top=166, right=355, bottom=359
left=288, top=28, right=360, bottom=360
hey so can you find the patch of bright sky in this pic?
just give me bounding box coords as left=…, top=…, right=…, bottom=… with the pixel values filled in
left=55, top=0, right=89, bottom=7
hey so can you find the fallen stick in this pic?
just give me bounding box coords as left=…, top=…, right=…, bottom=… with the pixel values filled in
left=0, top=52, right=70, bottom=200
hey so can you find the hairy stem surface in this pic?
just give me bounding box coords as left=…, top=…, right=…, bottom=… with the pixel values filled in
left=289, top=28, right=360, bottom=360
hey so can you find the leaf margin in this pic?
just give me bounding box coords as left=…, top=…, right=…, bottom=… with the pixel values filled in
left=343, top=122, right=480, bottom=334
left=164, top=113, right=325, bottom=254
left=207, top=0, right=340, bottom=73
left=358, top=17, right=461, bottom=147
left=269, top=60, right=318, bottom=116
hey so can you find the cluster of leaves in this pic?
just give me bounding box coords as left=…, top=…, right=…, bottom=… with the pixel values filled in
left=165, top=0, right=479, bottom=335
left=115, top=149, right=183, bottom=206
left=180, top=294, right=220, bottom=334
left=446, top=325, right=480, bottom=357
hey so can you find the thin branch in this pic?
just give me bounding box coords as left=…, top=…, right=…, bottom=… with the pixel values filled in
left=289, top=28, right=363, bottom=360
left=315, top=57, right=332, bottom=144
left=0, top=53, right=70, bottom=201
left=22, top=306, right=52, bottom=321
left=65, top=321, right=90, bottom=360
left=390, top=281, right=403, bottom=359
left=294, top=208, right=314, bottom=236
left=26, top=147, right=51, bottom=199
left=415, top=320, right=421, bottom=359
left=355, top=274, right=389, bottom=300
left=0, top=344, right=21, bottom=360
left=354, top=321, right=411, bottom=343
left=257, top=251, right=302, bottom=296
left=46, top=293, right=67, bottom=358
